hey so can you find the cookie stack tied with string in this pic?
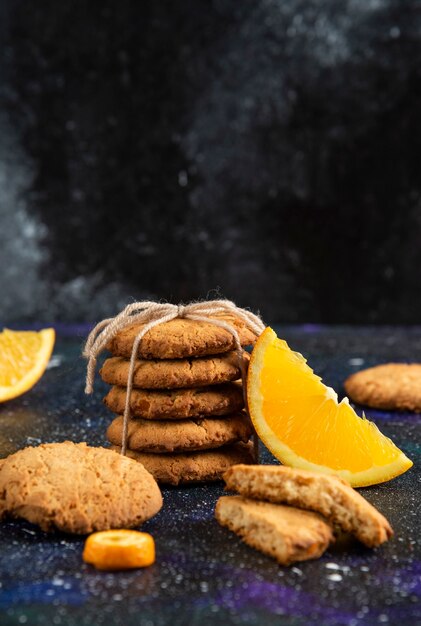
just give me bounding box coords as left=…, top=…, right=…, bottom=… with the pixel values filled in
left=84, top=301, right=266, bottom=485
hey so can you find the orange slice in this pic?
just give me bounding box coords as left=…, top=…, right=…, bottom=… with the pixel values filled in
left=83, top=530, right=155, bottom=570
left=0, top=328, right=55, bottom=402
left=247, top=327, right=412, bottom=487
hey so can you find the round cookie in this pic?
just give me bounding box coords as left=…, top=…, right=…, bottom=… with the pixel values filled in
left=111, top=443, right=255, bottom=485
left=106, top=414, right=252, bottom=453
left=103, top=383, right=244, bottom=420
left=344, top=363, right=421, bottom=411
left=106, top=316, right=258, bottom=359
left=100, top=352, right=246, bottom=389
left=0, top=442, right=162, bottom=533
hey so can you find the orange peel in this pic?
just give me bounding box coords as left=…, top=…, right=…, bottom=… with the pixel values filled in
left=83, top=530, right=156, bottom=570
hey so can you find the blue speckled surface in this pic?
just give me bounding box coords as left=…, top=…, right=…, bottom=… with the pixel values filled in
left=0, top=325, right=420, bottom=625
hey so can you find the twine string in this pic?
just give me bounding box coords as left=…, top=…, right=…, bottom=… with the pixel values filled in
left=121, top=311, right=179, bottom=455
left=83, top=300, right=265, bottom=458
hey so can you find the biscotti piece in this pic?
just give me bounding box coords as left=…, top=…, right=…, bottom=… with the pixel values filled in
left=215, top=496, right=333, bottom=565
left=344, top=363, right=421, bottom=412
left=104, top=383, right=244, bottom=420
left=100, top=352, right=246, bottom=389
left=223, top=464, right=393, bottom=547
left=0, top=442, right=162, bottom=534
left=106, top=413, right=252, bottom=453
left=106, top=316, right=257, bottom=359
left=111, top=443, right=255, bottom=485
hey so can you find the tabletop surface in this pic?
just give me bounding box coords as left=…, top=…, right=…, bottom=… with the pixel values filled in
left=0, top=325, right=420, bottom=626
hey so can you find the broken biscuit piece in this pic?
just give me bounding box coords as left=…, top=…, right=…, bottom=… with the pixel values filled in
left=223, top=464, right=393, bottom=547
left=215, top=495, right=334, bottom=565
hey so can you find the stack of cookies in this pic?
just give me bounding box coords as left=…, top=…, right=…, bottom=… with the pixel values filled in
left=100, top=316, right=257, bottom=485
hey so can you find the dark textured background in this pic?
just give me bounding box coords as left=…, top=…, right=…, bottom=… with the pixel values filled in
left=0, top=0, right=420, bottom=324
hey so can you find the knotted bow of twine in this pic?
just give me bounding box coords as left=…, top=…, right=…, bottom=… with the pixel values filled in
left=83, top=300, right=265, bottom=456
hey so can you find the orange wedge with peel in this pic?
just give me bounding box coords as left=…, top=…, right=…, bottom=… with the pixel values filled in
left=247, top=327, right=412, bottom=487
left=0, top=328, right=55, bottom=402
left=83, top=530, right=155, bottom=570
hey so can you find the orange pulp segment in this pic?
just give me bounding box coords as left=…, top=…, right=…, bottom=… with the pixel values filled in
left=247, top=327, right=412, bottom=487
left=0, top=328, right=55, bottom=402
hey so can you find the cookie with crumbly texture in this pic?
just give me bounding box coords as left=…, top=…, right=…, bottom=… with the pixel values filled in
left=106, top=413, right=252, bottom=453
left=100, top=352, right=246, bottom=389
left=223, top=465, right=393, bottom=547
left=344, top=363, right=421, bottom=412
left=215, top=496, right=333, bottom=565
left=104, top=383, right=244, bottom=420
left=111, top=443, right=254, bottom=485
left=0, top=442, right=162, bottom=534
left=106, top=316, right=257, bottom=359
